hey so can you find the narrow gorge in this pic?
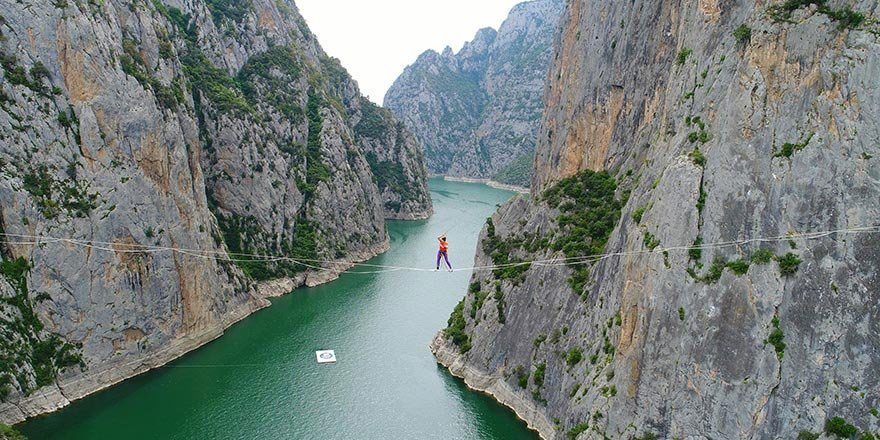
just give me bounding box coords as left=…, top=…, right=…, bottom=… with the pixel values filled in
left=0, top=0, right=429, bottom=425
left=385, top=0, right=563, bottom=188
left=434, top=0, right=880, bottom=439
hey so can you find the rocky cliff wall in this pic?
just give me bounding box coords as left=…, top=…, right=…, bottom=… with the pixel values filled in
left=385, top=0, right=564, bottom=187
left=435, top=1, right=880, bottom=438
left=0, top=0, right=429, bottom=424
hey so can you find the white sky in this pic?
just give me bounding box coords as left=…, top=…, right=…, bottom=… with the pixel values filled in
left=295, top=0, right=524, bottom=104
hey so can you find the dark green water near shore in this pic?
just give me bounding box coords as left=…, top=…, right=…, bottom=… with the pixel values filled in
left=19, top=179, right=538, bottom=440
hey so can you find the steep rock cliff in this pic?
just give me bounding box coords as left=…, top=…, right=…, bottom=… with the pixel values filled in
left=434, top=1, right=880, bottom=439
left=384, top=0, right=563, bottom=187
left=0, top=0, right=429, bottom=424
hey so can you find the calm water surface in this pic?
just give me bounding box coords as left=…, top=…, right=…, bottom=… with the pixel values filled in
left=19, top=179, right=538, bottom=440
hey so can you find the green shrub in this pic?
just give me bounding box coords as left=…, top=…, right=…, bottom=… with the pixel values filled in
left=691, top=256, right=728, bottom=284
left=774, top=134, right=813, bottom=158
left=567, top=422, right=590, bottom=439
left=771, top=1, right=869, bottom=31
left=766, top=316, right=786, bottom=360
left=0, top=424, right=27, bottom=440
left=533, top=362, right=546, bottom=387
left=733, top=24, right=752, bottom=44
left=688, top=130, right=712, bottom=144
left=632, top=205, right=647, bottom=224
left=726, top=259, right=750, bottom=275
left=796, top=431, right=820, bottom=440
left=643, top=231, right=660, bottom=251
left=871, top=407, right=878, bottom=417
left=825, top=416, right=858, bottom=438
left=826, top=6, right=866, bottom=30
left=676, top=47, right=693, bottom=65
left=679, top=307, right=686, bottom=321
left=516, top=367, right=529, bottom=389
left=494, top=285, right=505, bottom=324
left=689, top=237, right=703, bottom=261
left=696, top=189, right=707, bottom=213
left=860, top=432, right=876, bottom=440
left=566, top=348, right=583, bottom=366
left=444, top=299, right=472, bottom=353
left=776, top=252, right=802, bottom=275
left=569, top=383, right=581, bottom=398
left=751, top=248, right=774, bottom=264
left=688, top=148, right=706, bottom=166
left=600, top=384, right=617, bottom=397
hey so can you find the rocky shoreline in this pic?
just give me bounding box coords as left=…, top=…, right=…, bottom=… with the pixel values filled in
left=1, top=239, right=391, bottom=426
left=430, top=333, right=554, bottom=439
left=439, top=176, right=530, bottom=194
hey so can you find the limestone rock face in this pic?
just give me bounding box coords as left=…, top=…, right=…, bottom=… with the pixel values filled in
left=384, top=0, right=564, bottom=187
left=434, top=1, right=880, bottom=439
left=0, top=0, right=429, bottom=423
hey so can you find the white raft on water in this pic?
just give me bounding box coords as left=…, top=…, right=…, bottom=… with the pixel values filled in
left=315, top=350, right=337, bottom=364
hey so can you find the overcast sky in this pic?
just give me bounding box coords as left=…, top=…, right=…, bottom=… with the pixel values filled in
left=295, top=0, right=524, bottom=104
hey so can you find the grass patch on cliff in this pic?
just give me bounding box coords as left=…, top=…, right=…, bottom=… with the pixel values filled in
left=542, top=170, right=622, bottom=295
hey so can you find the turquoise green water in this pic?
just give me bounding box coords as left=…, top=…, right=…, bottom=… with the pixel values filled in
left=18, top=179, right=538, bottom=440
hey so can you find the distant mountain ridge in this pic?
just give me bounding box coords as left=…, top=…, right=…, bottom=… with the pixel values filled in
left=384, top=0, right=564, bottom=187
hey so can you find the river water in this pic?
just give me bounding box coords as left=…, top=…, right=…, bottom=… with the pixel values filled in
left=19, top=179, right=538, bottom=440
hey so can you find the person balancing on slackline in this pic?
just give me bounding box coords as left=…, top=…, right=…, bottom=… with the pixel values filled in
left=436, top=234, right=452, bottom=272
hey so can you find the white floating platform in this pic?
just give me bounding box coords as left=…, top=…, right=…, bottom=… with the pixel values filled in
left=315, top=350, right=337, bottom=364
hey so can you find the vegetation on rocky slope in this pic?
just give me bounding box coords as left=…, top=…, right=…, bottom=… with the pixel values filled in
left=0, top=255, right=83, bottom=402
left=542, top=170, right=623, bottom=295
left=0, top=424, right=27, bottom=440
left=492, top=153, right=533, bottom=187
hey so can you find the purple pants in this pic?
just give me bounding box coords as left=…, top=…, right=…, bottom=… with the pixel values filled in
left=436, top=251, right=452, bottom=269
